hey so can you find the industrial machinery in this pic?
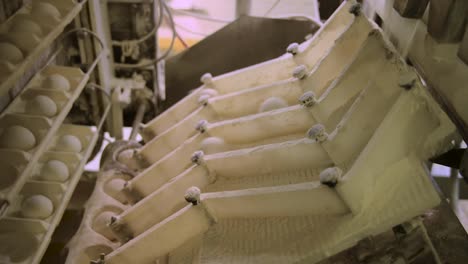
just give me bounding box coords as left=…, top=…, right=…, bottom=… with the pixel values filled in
left=0, top=0, right=467, bottom=263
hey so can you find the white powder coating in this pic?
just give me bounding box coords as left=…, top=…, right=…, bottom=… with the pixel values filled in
left=57, top=135, right=82, bottom=152
left=42, top=74, right=71, bottom=91
left=0, top=125, right=36, bottom=150
left=9, top=18, right=43, bottom=36
left=258, top=97, right=288, bottom=113
left=40, top=160, right=70, bottom=182
left=21, top=194, right=54, bottom=219
left=26, top=95, right=58, bottom=117
left=200, top=137, right=226, bottom=154
left=0, top=42, right=24, bottom=64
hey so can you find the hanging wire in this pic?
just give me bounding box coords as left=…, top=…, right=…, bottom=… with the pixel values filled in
left=264, top=0, right=281, bottom=16
left=168, top=8, right=231, bottom=23
left=114, top=0, right=176, bottom=69
left=112, top=0, right=164, bottom=46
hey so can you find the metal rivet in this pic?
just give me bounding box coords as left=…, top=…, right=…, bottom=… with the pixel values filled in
left=200, top=73, right=213, bottom=85
left=349, top=3, right=362, bottom=16
left=191, top=150, right=205, bottom=165
left=293, top=65, right=308, bottom=80
left=307, top=124, right=328, bottom=142
left=299, top=91, right=317, bottom=107
left=398, top=71, right=417, bottom=90
left=184, top=186, right=201, bottom=205
left=320, top=167, right=342, bottom=188
left=195, top=120, right=208, bottom=133
left=287, top=42, right=299, bottom=55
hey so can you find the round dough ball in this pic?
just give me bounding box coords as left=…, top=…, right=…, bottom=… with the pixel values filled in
left=200, top=137, right=226, bottom=154
left=40, top=160, right=69, bottom=182
left=56, top=135, right=82, bottom=152
left=117, top=149, right=141, bottom=171
left=26, top=95, right=57, bottom=117
left=0, top=126, right=36, bottom=150
left=0, top=161, right=17, bottom=190
left=92, top=211, right=117, bottom=240
left=0, top=42, right=24, bottom=64
left=0, top=232, right=39, bottom=262
left=32, top=2, right=61, bottom=19
left=21, top=194, right=54, bottom=219
left=258, top=97, right=288, bottom=113
left=9, top=18, right=42, bottom=36
left=104, top=178, right=127, bottom=203
left=42, top=74, right=70, bottom=91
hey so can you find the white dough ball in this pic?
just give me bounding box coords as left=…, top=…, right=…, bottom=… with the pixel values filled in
left=40, top=160, right=69, bottom=182
left=0, top=42, right=24, bottom=64
left=117, top=149, right=140, bottom=171
left=200, top=137, right=226, bottom=154
left=42, top=74, right=70, bottom=91
left=104, top=178, right=127, bottom=203
left=57, top=135, right=82, bottom=152
left=10, top=18, right=43, bottom=36
left=93, top=211, right=117, bottom=240
left=26, top=95, right=57, bottom=117
left=258, top=97, right=288, bottom=113
left=0, top=126, right=36, bottom=150
left=32, top=2, right=61, bottom=20
left=21, top=194, right=54, bottom=219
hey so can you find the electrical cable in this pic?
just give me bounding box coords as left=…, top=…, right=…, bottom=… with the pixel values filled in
left=264, top=0, right=281, bottom=16
left=112, top=0, right=164, bottom=46
left=174, top=22, right=209, bottom=36
left=168, top=8, right=230, bottom=23
left=114, top=0, right=176, bottom=69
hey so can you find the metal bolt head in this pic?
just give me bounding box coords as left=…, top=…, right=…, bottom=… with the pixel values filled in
left=195, top=119, right=208, bottom=133
left=349, top=2, right=362, bottom=16
left=307, top=124, right=328, bottom=142
left=320, top=167, right=342, bottom=187
left=299, top=91, right=317, bottom=107
left=200, top=73, right=213, bottom=85
left=287, top=42, right=300, bottom=55
left=398, top=71, right=417, bottom=90
left=191, top=150, right=205, bottom=165
left=198, top=94, right=211, bottom=106
left=293, top=65, right=308, bottom=80
left=184, top=186, right=201, bottom=205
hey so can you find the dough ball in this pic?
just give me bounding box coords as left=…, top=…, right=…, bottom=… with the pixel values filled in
left=42, top=74, right=70, bottom=91
left=117, top=149, right=141, bottom=171
left=258, top=97, right=288, bottom=113
left=26, top=95, right=57, bottom=117
left=0, top=42, right=24, bottom=64
left=92, top=211, right=117, bottom=241
left=0, top=232, right=38, bottom=262
left=57, top=135, right=82, bottom=152
left=21, top=194, right=54, bottom=219
left=104, top=178, right=127, bottom=203
left=0, top=126, right=36, bottom=150
left=200, top=137, right=226, bottom=154
left=40, top=160, right=69, bottom=182
left=32, top=2, right=61, bottom=19
left=10, top=18, right=43, bottom=36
